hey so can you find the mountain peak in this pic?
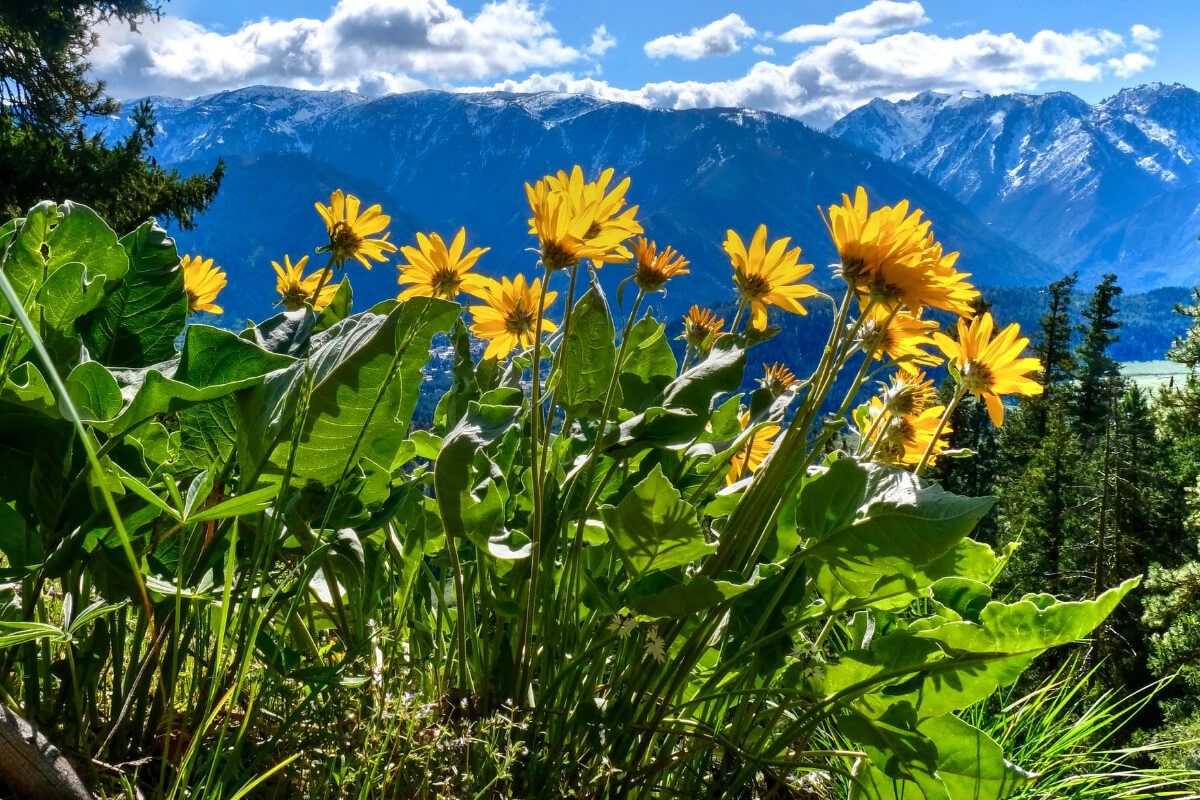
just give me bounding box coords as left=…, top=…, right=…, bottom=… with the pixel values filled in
left=830, top=84, right=1200, bottom=291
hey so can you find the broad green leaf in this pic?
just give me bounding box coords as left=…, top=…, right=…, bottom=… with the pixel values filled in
left=242, top=308, right=317, bottom=357
left=77, top=324, right=294, bottom=434
left=37, top=260, right=109, bottom=334
left=619, top=315, right=677, bottom=413
left=262, top=297, right=459, bottom=485
left=919, top=714, right=1034, bottom=800
left=313, top=278, right=353, bottom=334
left=80, top=219, right=184, bottom=367
left=600, top=464, right=713, bottom=576
left=0, top=501, right=35, bottom=567
left=800, top=460, right=993, bottom=596
left=435, top=401, right=522, bottom=553
left=65, top=361, right=123, bottom=421
left=2, top=362, right=56, bottom=416
left=1, top=202, right=126, bottom=318
left=613, top=337, right=746, bottom=453
left=560, top=284, right=617, bottom=416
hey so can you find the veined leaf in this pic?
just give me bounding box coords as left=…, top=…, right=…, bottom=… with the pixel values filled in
left=560, top=282, right=617, bottom=417
left=1, top=202, right=126, bottom=319
left=72, top=324, right=294, bottom=435
left=80, top=219, right=184, bottom=367
left=600, top=464, right=713, bottom=577
left=262, top=297, right=459, bottom=485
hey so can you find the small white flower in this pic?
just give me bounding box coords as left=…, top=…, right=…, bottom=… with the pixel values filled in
left=644, top=626, right=667, bottom=663
left=608, top=614, right=638, bottom=640
left=804, top=662, right=826, bottom=682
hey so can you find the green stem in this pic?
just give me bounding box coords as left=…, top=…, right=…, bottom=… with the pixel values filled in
left=915, top=381, right=966, bottom=476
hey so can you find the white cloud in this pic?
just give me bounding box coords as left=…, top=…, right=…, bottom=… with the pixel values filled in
left=752, top=44, right=776, bottom=56
left=478, top=26, right=1156, bottom=128
left=587, top=24, right=616, bottom=57
left=779, top=0, right=928, bottom=44
left=1130, top=24, right=1161, bottom=50
left=90, top=0, right=580, bottom=98
left=1109, top=52, right=1154, bottom=78
left=643, top=13, right=756, bottom=60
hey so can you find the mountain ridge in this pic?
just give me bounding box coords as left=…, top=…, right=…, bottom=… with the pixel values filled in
left=829, top=82, right=1200, bottom=290
left=90, top=85, right=1051, bottom=323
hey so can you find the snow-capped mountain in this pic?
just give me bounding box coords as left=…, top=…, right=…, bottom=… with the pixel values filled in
left=92, top=85, right=1050, bottom=322
left=829, top=83, right=1200, bottom=290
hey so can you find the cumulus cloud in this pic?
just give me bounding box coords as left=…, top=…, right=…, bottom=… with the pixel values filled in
left=643, top=13, right=756, bottom=60
left=752, top=44, right=776, bottom=56
left=587, top=25, right=616, bottom=57
left=477, top=26, right=1157, bottom=128
left=1130, top=24, right=1161, bottom=50
left=1109, top=52, right=1154, bottom=77
left=778, top=0, right=928, bottom=44
left=90, top=0, right=580, bottom=98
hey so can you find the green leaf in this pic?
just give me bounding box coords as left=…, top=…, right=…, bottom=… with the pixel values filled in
left=65, top=361, right=123, bottom=421
left=919, top=715, right=1034, bottom=800
left=613, top=337, right=746, bottom=453
left=2, top=362, right=57, bottom=416
left=186, top=483, right=280, bottom=523
left=313, top=278, right=353, bottom=334
left=560, top=283, right=617, bottom=416
left=435, top=401, right=522, bottom=553
left=261, top=297, right=459, bottom=485
left=37, top=260, right=110, bottom=334
left=80, top=219, right=185, bottom=367
left=78, top=324, right=294, bottom=434
left=600, top=464, right=713, bottom=577
left=1, top=202, right=127, bottom=318
left=800, top=460, right=993, bottom=600
left=619, top=315, right=677, bottom=413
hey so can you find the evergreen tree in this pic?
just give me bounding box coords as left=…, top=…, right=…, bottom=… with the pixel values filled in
left=1029, top=273, right=1078, bottom=437
left=1073, top=274, right=1124, bottom=438
left=0, top=1, right=222, bottom=227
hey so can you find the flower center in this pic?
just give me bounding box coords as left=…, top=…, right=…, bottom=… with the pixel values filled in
left=736, top=272, right=772, bottom=300
left=541, top=240, right=579, bottom=271
left=431, top=267, right=462, bottom=298
left=505, top=304, right=536, bottom=337
left=280, top=286, right=309, bottom=311
left=961, top=360, right=994, bottom=395
left=330, top=222, right=363, bottom=258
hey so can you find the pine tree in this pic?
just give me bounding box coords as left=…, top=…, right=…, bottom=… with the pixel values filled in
left=1029, top=273, right=1078, bottom=437
left=0, top=1, right=222, bottom=226
left=1073, top=274, right=1124, bottom=438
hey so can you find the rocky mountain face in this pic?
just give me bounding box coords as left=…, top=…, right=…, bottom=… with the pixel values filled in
left=829, top=83, right=1200, bottom=290
left=92, top=86, right=1050, bottom=323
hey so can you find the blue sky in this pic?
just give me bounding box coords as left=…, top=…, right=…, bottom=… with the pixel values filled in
left=89, top=0, right=1198, bottom=127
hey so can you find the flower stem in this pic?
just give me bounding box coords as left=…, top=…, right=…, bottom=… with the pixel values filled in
left=915, top=381, right=966, bottom=476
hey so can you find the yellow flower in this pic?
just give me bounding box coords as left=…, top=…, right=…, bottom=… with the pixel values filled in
left=760, top=362, right=797, bottom=396
left=880, top=370, right=937, bottom=416
left=726, top=412, right=780, bottom=486
left=825, top=187, right=978, bottom=315
left=397, top=228, right=491, bottom=301
left=525, top=166, right=642, bottom=270
left=724, top=225, right=818, bottom=330
left=546, top=166, right=642, bottom=258
left=469, top=275, right=559, bottom=361
left=273, top=254, right=338, bottom=311
left=181, top=254, right=226, bottom=315
left=860, top=306, right=942, bottom=372
left=866, top=398, right=953, bottom=468
left=631, top=237, right=689, bottom=293
left=315, top=189, right=398, bottom=269
left=681, top=306, right=726, bottom=353
left=933, top=312, right=1044, bottom=427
